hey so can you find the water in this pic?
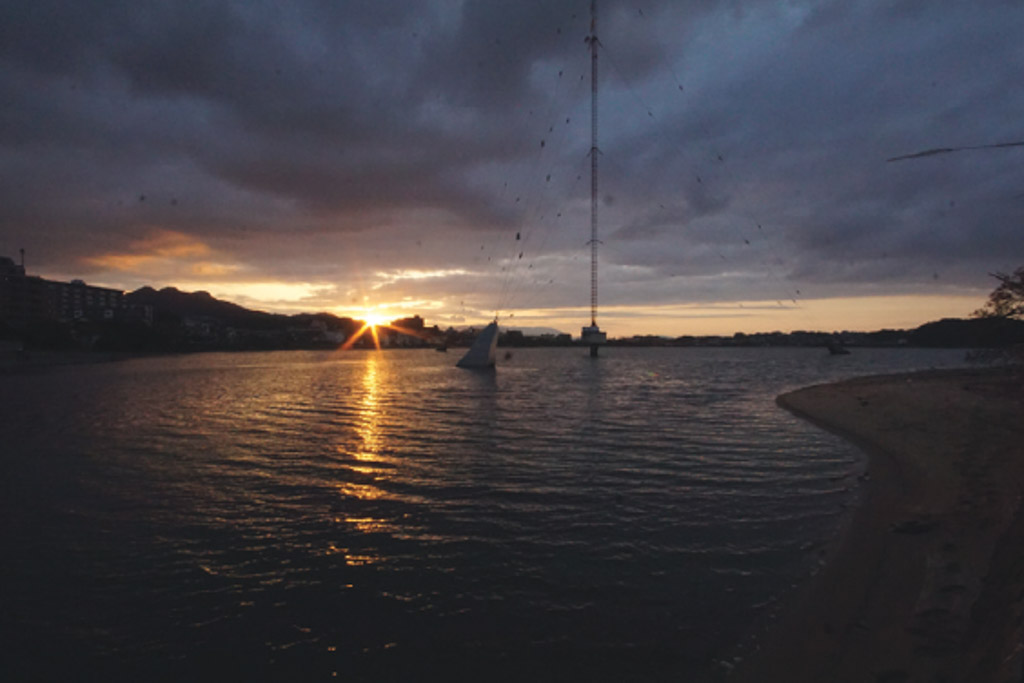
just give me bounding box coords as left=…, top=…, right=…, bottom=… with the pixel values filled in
left=0, top=347, right=969, bottom=681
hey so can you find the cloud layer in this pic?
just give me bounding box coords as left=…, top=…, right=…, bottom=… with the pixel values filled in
left=2, top=0, right=1022, bottom=332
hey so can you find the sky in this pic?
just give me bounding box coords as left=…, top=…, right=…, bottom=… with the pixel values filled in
left=2, top=0, right=1022, bottom=337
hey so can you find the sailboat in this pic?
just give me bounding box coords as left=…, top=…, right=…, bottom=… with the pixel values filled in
left=455, top=320, right=499, bottom=369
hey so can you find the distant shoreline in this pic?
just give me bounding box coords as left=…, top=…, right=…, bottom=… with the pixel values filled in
left=731, top=366, right=1024, bottom=682
left=0, top=346, right=1005, bottom=376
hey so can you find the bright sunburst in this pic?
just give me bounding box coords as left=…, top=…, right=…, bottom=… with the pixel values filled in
left=361, top=312, right=390, bottom=328
left=340, top=310, right=404, bottom=351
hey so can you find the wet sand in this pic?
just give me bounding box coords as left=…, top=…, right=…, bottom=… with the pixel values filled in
left=733, top=366, right=1024, bottom=682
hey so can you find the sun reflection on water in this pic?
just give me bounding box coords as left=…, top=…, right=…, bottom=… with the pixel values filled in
left=333, top=354, right=395, bottom=480
left=355, top=354, right=384, bottom=462
left=342, top=516, right=397, bottom=534
left=336, top=481, right=388, bottom=501
left=331, top=355, right=398, bottom=564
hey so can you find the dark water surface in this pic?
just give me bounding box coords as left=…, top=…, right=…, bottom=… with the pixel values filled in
left=0, top=347, right=968, bottom=681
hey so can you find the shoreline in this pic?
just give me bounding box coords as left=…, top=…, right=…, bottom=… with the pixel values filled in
left=731, top=365, right=1024, bottom=682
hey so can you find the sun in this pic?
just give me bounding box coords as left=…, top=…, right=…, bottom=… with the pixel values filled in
left=361, top=311, right=390, bottom=328
left=340, top=308, right=428, bottom=351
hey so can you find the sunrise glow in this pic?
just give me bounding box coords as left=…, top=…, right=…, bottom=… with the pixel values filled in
left=359, top=311, right=392, bottom=328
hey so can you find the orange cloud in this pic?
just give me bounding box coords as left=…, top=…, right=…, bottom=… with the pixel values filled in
left=191, top=262, right=240, bottom=276
left=85, top=229, right=214, bottom=275
left=87, top=253, right=156, bottom=272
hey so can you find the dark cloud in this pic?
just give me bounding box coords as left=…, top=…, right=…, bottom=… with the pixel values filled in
left=1, top=0, right=1022, bottom=331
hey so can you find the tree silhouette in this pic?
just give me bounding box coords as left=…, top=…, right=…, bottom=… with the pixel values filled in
left=974, top=267, right=1024, bottom=320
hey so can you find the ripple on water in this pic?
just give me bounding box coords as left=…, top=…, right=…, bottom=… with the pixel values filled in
left=0, top=346, right=971, bottom=681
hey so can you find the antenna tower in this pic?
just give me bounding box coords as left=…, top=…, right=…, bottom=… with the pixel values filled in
left=581, top=0, right=607, bottom=356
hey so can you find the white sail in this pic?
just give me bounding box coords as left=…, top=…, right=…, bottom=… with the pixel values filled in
left=456, top=321, right=499, bottom=369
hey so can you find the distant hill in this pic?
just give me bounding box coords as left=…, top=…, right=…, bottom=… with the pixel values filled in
left=126, top=286, right=285, bottom=330
left=908, top=317, right=1024, bottom=348
left=113, top=286, right=368, bottom=351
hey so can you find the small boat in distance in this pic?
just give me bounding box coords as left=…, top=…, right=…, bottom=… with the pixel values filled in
left=825, top=337, right=851, bottom=355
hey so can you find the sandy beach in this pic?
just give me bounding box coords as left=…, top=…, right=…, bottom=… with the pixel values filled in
left=732, top=366, right=1024, bottom=682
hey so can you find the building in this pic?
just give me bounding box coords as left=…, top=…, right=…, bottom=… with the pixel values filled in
left=0, top=255, right=125, bottom=328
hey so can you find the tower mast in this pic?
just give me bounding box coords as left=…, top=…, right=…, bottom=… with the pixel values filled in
left=581, top=0, right=607, bottom=356
left=589, top=0, right=599, bottom=327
